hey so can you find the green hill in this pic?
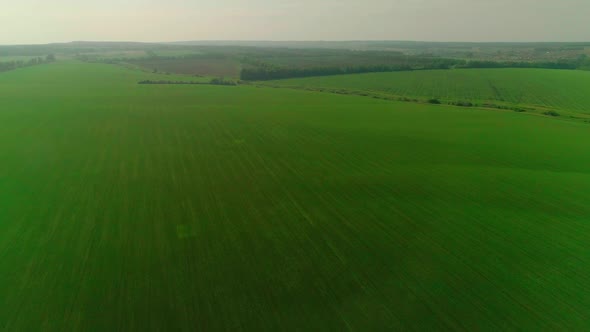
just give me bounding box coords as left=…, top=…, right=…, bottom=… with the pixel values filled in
left=267, top=68, right=590, bottom=117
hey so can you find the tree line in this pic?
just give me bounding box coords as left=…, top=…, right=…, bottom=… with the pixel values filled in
left=240, top=59, right=461, bottom=81
left=138, top=80, right=207, bottom=85
left=457, top=60, right=579, bottom=70
left=79, top=52, right=227, bottom=64
left=0, top=54, right=56, bottom=73
left=240, top=57, right=588, bottom=81
left=138, top=78, right=238, bottom=86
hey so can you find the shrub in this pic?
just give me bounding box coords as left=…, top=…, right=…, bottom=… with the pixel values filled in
left=210, top=78, right=238, bottom=86
left=453, top=101, right=473, bottom=107
left=544, top=111, right=560, bottom=117
left=428, top=98, right=441, bottom=104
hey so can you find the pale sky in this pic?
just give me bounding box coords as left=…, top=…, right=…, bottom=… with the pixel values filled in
left=1, top=0, right=589, bottom=44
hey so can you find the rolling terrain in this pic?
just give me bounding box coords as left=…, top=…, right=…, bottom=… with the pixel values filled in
left=1, top=62, right=590, bottom=330
left=267, top=68, right=590, bottom=118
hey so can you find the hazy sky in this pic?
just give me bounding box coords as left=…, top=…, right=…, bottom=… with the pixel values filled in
left=1, top=0, right=589, bottom=44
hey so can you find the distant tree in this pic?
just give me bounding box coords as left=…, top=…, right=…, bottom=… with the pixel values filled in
left=46, top=54, right=56, bottom=62
left=239, top=57, right=466, bottom=81
left=453, top=101, right=473, bottom=107
left=576, top=55, right=590, bottom=70
left=459, top=60, right=578, bottom=70
left=210, top=77, right=238, bottom=86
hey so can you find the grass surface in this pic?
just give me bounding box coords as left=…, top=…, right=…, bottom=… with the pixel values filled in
left=1, top=62, right=590, bottom=330
left=267, top=68, right=590, bottom=116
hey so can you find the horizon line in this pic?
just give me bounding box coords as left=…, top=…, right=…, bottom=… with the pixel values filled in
left=1, top=39, right=590, bottom=47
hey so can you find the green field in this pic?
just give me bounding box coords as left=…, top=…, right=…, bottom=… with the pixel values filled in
left=1, top=62, right=590, bottom=330
left=268, top=68, right=590, bottom=116
left=130, top=58, right=242, bottom=77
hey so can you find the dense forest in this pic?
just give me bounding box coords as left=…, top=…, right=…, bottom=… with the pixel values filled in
left=241, top=57, right=590, bottom=81
left=240, top=58, right=462, bottom=80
